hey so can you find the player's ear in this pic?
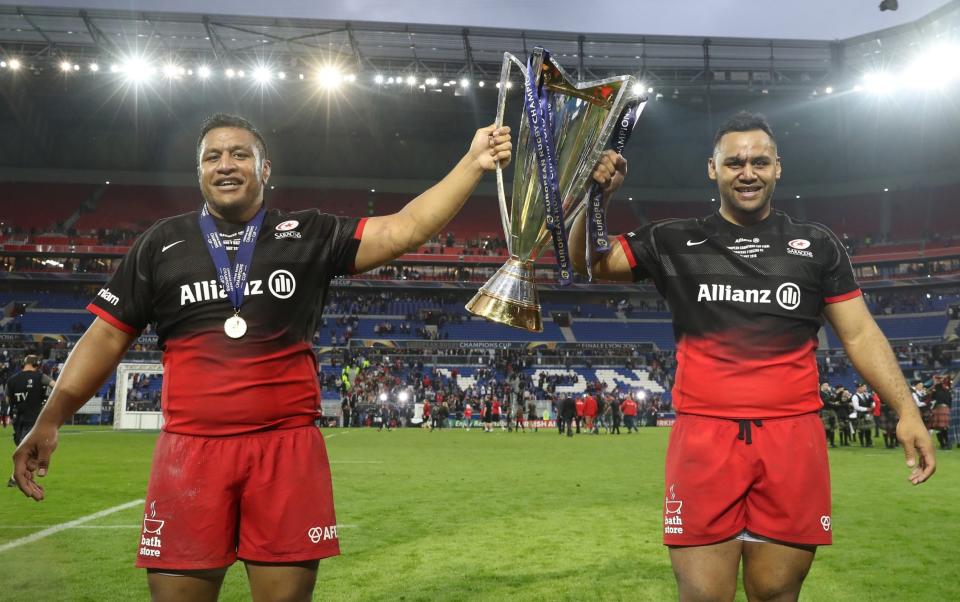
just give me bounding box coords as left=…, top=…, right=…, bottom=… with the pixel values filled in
left=707, top=156, right=718, bottom=181
left=261, top=158, right=272, bottom=185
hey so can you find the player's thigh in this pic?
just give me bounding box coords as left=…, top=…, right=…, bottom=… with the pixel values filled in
left=669, top=539, right=742, bottom=602
left=244, top=560, right=319, bottom=602
left=147, top=568, right=228, bottom=602
left=741, top=541, right=816, bottom=601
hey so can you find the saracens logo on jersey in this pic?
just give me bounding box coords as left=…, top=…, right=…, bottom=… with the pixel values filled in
left=274, top=220, right=302, bottom=239
left=696, top=282, right=801, bottom=311
left=786, top=238, right=813, bottom=258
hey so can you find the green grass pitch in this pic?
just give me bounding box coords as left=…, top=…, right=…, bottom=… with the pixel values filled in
left=1, top=425, right=956, bottom=601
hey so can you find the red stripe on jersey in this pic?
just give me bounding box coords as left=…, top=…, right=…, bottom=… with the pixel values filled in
left=824, top=289, right=861, bottom=304
left=160, top=331, right=320, bottom=436
left=87, top=303, right=139, bottom=336
left=347, top=217, right=369, bottom=275
left=672, top=333, right=822, bottom=419
left=616, top=235, right=637, bottom=269
left=353, top=217, right=368, bottom=240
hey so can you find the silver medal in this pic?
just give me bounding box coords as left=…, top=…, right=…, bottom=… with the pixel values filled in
left=224, top=315, right=247, bottom=339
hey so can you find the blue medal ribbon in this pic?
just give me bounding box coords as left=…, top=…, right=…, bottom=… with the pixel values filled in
left=586, top=99, right=641, bottom=282
left=198, top=203, right=266, bottom=317
left=523, top=52, right=573, bottom=286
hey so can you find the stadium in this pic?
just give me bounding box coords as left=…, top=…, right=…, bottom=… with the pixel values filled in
left=1, top=1, right=959, bottom=600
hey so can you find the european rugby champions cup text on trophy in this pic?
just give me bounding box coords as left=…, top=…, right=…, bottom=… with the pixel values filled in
left=465, top=47, right=645, bottom=332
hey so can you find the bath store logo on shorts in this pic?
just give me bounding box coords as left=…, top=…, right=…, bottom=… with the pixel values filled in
left=820, top=515, right=832, bottom=531
left=664, top=484, right=684, bottom=535
left=140, top=500, right=165, bottom=558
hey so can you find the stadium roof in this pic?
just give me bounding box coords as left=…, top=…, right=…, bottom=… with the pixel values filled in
left=9, top=0, right=957, bottom=41
left=0, top=2, right=958, bottom=91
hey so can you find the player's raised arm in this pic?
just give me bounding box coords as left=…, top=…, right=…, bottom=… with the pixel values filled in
left=352, top=125, right=512, bottom=274
left=13, top=318, right=137, bottom=501
left=823, top=296, right=936, bottom=485
left=569, top=150, right=634, bottom=281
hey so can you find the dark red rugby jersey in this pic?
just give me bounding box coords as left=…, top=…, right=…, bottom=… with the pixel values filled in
left=87, top=206, right=364, bottom=435
left=618, top=209, right=860, bottom=419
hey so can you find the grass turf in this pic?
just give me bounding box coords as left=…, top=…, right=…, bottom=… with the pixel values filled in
left=1, top=425, right=956, bottom=601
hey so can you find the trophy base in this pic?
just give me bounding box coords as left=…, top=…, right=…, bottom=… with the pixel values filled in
left=465, top=258, right=542, bottom=332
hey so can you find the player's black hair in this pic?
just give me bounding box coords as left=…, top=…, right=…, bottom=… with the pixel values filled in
left=196, top=113, right=268, bottom=164
left=713, top=111, right=777, bottom=149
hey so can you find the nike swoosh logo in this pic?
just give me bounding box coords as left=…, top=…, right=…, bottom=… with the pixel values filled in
left=686, top=239, right=708, bottom=246
left=161, top=240, right=185, bottom=253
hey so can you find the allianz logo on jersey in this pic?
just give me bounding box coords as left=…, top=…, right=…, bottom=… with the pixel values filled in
left=696, top=282, right=801, bottom=310
left=179, top=270, right=297, bottom=306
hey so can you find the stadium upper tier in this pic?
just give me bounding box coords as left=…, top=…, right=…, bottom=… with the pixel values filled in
left=2, top=181, right=960, bottom=254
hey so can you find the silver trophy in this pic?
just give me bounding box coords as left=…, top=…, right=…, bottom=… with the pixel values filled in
left=465, top=48, right=643, bottom=332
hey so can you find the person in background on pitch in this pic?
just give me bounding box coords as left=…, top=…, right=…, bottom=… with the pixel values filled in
left=929, top=375, right=951, bottom=450
left=560, top=395, right=576, bottom=438
left=851, top=382, right=874, bottom=448
left=819, top=382, right=839, bottom=448
left=570, top=111, right=935, bottom=601
left=621, top=394, right=639, bottom=433
left=12, top=113, right=511, bottom=602
left=6, top=355, right=55, bottom=487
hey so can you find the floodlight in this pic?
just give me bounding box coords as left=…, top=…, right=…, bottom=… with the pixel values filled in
left=197, top=65, right=211, bottom=79
left=631, top=82, right=643, bottom=96
left=89, top=63, right=99, bottom=72
left=225, top=68, right=236, bottom=79
left=398, top=391, right=409, bottom=402
left=862, top=71, right=896, bottom=95
left=344, top=73, right=356, bottom=83
left=379, top=393, right=388, bottom=401
left=122, top=57, right=154, bottom=83
left=162, top=63, right=179, bottom=78
left=460, top=78, right=470, bottom=88
left=405, top=75, right=416, bottom=86
left=478, top=80, right=485, bottom=87
left=425, top=77, right=438, bottom=86
left=374, top=73, right=384, bottom=84
left=9, top=58, right=21, bottom=71
left=505, top=81, right=513, bottom=89
left=252, top=66, right=272, bottom=83
left=317, top=66, right=342, bottom=89
left=824, top=86, right=834, bottom=94
left=60, top=60, right=72, bottom=72
left=387, top=76, right=395, bottom=84
left=277, top=71, right=286, bottom=80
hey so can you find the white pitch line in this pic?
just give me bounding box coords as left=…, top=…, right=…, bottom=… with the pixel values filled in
left=0, top=499, right=143, bottom=555
left=1, top=525, right=141, bottom=529
left=329, top=460, right=383, bottom=464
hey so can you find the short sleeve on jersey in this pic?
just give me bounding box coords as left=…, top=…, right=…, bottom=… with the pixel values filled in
left=618, top=222, right=663, bottom=282
left=86, top=226, right=157, bottom=335
left=330, top=215, right=366, bottom=276
left=816, top=224, right=861, bottom=303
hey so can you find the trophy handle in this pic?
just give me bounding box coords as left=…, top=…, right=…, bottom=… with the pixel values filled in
left=495, top=53, right=528, bottom=256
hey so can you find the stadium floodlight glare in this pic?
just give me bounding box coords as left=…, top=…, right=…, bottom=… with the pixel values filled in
left=379, top=393, right=388, bottom=402
left=824, top=86, right=834, bottom=94
left=460, top=78, right=470, bottom=88
left=8, top=58, right=21, bottom=71
left=344, top=73, right=356, bottom=83
left=374, top=73, right=384, bottom=84
left=60, top=60, right=72, bottom=72
left=162, top=63, right=180, bottom=79
left=631, top=82, right=643, bottom=96
left=478, top=80, right=485, bottom=87
left=505, top=81, right=513, bottom=89
left=89, top=63, right=99, bottom=72
left=904, top=43, right=960, bottom=90
left=387, top=76, right=395, bottom=84
left=252, top=66, right=273, bottom=83
left=862, top=71, right=896, bottom=95
left=225, top=68, right=236, bottom=79
left=121, top=57, right=155, bottom=83
left=405, top=75, right=416, bottom=86
left=197, top=65, right=211, bottom=79
left=425, top=77, right=438, bottom=86
left=317, top=66, right=342, bottom=89
left=278, top=71, right=286, bottom=80
left=398, top=391, right=409, bottom=402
